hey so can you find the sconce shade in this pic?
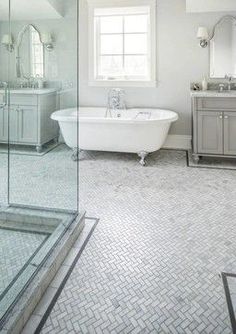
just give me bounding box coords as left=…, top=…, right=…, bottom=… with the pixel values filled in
left=1, top=34, right=13, bottom=45
left=197, top=27, right=209, bottom=40
left=41, top=33, right=53, bottom=44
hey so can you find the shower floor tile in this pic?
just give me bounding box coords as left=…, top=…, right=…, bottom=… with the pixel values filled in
left=0, top=227, right=48, bottom=297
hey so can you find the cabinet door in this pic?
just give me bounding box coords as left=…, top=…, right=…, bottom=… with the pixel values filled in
left=0, top=107, right=19, bottom=143
left=224, top=112, right=236, bottom=155
left=197, top=111, right=223, bottom=154
left=9, top=107, right=18, bottom=143
left=17, top=106, right=38, bottom=143
left=0, top=106, right=8, bottom=141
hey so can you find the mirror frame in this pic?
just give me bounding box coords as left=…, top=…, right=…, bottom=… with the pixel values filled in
left=209, top=15, right=236, bottom=79
left=16, top=24, right=45, bottom=79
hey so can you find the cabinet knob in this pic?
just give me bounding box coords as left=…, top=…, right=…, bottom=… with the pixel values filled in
left=219, top=115, right=223, bottom=119
left=224, top=115, right=229, bottom=119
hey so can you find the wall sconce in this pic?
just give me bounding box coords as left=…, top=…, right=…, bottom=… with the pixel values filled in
left=197, top=27, right=209, bottom=48
left=1, top=34, right=14, bottom=52
left=41, top=33, right=54, bottom=52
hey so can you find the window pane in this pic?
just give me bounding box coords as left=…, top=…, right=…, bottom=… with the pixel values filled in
left=124, top=55, right=148, bottom=76
left=34, top=64, right=44, bottom=77
left=100, top=34, right=123, bottom=54
left=100, top=16, right=123, bottom=33
left=124, top=34, right=147, bottom=54
left=99, top=56, right=123, bottom=77
left=124, top=15, right=148, bottom=33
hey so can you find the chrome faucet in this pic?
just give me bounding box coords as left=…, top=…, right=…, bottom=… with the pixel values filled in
left=218, top=84, right=225, bottom=92
left=106, top=88, right=126, bottom=118
left=225, top=75, right=233, bottom=91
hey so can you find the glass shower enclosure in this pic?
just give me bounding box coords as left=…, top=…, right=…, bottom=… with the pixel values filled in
left=0, top=0, right=80, bottom=331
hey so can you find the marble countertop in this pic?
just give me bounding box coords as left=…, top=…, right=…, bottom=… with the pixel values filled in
left=191, top=90, right=236, bottom=98
left=0, top=88, right=57, bottom=95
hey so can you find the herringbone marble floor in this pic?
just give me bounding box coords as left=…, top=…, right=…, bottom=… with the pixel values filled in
left=39, top=149, right=236, bottom=333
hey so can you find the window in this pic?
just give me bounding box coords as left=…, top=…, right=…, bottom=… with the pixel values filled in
left=30, top=26, right=44, bottom=78
left=88, top=0, right=156, bottom=86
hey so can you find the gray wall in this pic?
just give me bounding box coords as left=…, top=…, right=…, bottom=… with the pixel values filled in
left=79, top=0, right=236, bottom=135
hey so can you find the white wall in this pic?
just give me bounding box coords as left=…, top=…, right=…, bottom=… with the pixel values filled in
left=79, top=0, right=236, bottom=136
left=186, top=0, right=236, bottom=13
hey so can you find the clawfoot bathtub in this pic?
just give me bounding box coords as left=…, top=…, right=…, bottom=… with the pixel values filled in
left=51, top=107, right=178, bottom=166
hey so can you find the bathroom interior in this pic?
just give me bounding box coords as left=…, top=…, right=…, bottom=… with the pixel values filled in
left=0, top=0, right=236, bottom=333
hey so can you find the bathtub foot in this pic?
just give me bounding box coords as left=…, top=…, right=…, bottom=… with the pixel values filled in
left=138, top=151, right=148, bottom=166
left=71, top=148, right=80, bottom=161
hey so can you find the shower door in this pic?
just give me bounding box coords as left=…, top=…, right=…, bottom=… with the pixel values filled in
left=0, top=0, right=80, bottom=330
left=0, top=0, right=11, bottom=206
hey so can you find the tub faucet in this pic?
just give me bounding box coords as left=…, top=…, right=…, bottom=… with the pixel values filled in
left=106, top=88, right=126, bottom=118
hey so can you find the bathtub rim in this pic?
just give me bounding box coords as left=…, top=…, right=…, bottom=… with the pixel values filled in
left=51, top=107, right=179, bottom=124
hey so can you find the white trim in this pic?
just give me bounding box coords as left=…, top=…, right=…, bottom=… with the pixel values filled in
left=87, top=0, right=157, bottom=87
left=87, top=0, right=156, bottom=7
left=88, top=80, right=157, bottom=87
left=163, top=135, right=192, bottom=150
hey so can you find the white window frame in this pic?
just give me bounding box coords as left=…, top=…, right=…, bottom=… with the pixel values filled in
left=87, top=0, right=157, bottom=87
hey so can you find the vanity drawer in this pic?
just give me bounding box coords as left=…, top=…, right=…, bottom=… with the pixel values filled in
left=9, top=94, right=38, bottom=106
left=197, top=97, right=236, bottom=111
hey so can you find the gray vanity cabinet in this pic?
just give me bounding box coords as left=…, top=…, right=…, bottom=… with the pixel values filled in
left=8, top=107, right=18, bottom=142
left=192, top=94, right=236, bottom=161
left=17, top=106, right=38, bottom=143
left=0, top=90, right=58, bottom=152
left=197, top=111, right=223, bottom=155
left=223, top=112, right=236, bottom=155
left=0, top=107, right=8, bottom=141
left=0, top=106, right=19, bottom=142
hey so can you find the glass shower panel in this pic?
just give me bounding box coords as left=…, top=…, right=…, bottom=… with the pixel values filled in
left=8, top=0, right=79, bottom=211
left=0, top=1, right=81, bottom=330
left=0, top=0, right=10, bottom=206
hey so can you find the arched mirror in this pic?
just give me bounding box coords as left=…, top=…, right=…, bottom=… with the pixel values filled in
left=210, top=15, right=236, bottom=78
left=16, top=24, right=45, bottom=78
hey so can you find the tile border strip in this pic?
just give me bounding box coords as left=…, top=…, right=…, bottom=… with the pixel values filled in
left=222, top=272, right=236, bottom=334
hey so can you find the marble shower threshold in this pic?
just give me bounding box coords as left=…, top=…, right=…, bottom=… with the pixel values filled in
left=0, top=205, right=85, bottom=334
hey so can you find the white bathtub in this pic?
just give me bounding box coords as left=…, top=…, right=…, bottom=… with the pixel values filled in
left=51, top=107, right=178, bottom=165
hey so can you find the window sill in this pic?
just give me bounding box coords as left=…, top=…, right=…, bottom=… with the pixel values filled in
left=88, top=80, right=157, bottom=88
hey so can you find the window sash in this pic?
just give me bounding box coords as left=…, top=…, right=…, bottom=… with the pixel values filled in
left=30, top=29, right=44, bottom=78
left=87, top=0, right=157, bottom=86
left=95, top=12, right=151, bottom=80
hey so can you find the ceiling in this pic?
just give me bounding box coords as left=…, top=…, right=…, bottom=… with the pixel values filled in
left=0, top=0, right=64, bottom=21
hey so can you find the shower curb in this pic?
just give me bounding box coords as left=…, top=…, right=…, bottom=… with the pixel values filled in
left=23, top=218, right=98, bottom=334
left=1, top=210, right=86, bottom=334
